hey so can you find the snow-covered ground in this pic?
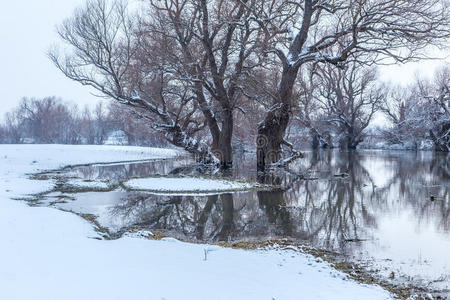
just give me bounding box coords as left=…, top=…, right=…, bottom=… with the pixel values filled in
left=123, top=177, right=256, bottom=193
left=0, top=144, right=393, bottom=300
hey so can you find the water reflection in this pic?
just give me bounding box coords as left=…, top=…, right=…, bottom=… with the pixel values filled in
left=41, top=150, right=450, bottom=292
left=63, top=157, right=194, bottom=184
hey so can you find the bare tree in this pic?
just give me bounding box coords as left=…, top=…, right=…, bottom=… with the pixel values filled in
left=49, top=0, right=215, bottom=162
left=3, top=110, right=23, bottom=143
left=50, top=0, right=265, bottom=167
left=79, top=106, right=96, bottom=144
left=382, top=65, right=450, bottom=151
left=142, top=0, right=263, bottom=167
left=294, top=65, right=330, bottom=149
left=428, top=66, right=450, bottom=151
left=381, top=85, right=429, bottom=148
left=314, top=62, right=384, bottom=149
left=13, top=97, right=78, bottom=144
left=93, top=102, right=110, bottom=144
left=0, top=96, right=173, bottom=146
left=249, top=0, right=450, bottom=170
left=0, top=125, right=5, bottom=143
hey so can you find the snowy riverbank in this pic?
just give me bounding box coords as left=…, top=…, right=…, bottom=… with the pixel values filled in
left=0, top=145, right=393, bottom=300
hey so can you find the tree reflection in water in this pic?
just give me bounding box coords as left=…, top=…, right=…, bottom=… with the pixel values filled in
left=105, top=150, right=449, bottom=256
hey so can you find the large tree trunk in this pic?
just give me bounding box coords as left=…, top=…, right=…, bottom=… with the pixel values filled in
left=257, top=104, right=290, bottom=172
left=212, top=108, right=233, bottom=169
left=257, top=67, right=298, bottom=172
left=310, top=128, right=329, bottom=149
left=196, top=88, right=234, bottom=168
left=345, top=126, right=364, bottom=150
left=347, top=127, right=357, bottom=149
left=311, top=131, right=320, bottom=150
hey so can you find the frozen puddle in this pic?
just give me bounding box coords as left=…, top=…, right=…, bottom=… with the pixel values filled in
left=122, top=177, right=257, bottom=194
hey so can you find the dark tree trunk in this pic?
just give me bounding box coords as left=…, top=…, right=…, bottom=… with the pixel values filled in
left=311, top=132, right=320, bottom=150
left=311, top=128, right=329, bottom=149
left=195, top=83, right=234, bottom=168
left=212, top=108, right=233, bottom=169
left=347, top=127, right=357, bottom=149
left=257, top=67, right=299, bottom=172
left=340, top=126, right=362, bottom=150
left=257, top=105, right=289, bottom=172
left=195, top=87, right=234, bottom=168
left=347, top=138, right=362, bottom=149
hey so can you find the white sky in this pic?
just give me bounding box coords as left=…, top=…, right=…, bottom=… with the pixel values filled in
left=0, top=1, right=448, bottom=121
left=379, top=54, right=450, bottom=86
left=0, top=0, right=99, bottom=120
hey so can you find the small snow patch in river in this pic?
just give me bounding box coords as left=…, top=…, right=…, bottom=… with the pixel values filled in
left=123, top=177, right=256, bottom=193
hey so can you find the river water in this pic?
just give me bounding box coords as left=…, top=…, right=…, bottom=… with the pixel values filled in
left=33, top=150, right=450, bottom=294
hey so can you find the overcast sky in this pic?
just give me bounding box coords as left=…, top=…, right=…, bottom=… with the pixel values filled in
left=1, top=0, right=448, bottom=120
left=0, top=0, right=99, bottom=120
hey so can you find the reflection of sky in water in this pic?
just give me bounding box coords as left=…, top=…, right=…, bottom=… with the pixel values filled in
left=40, top=151, right=450, bottom=292
left=368, top=212, right=450, bottom=277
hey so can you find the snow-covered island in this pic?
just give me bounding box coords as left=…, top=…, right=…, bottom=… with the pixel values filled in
left=123, top=177, right=258, bottom=194
left=0, top=144, right=393, bottom=300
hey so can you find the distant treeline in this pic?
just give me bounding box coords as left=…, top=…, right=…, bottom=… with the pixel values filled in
left=0, top=97, right=168, bottom=147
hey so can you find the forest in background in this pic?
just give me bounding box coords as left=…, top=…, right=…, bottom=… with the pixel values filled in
left=0, top=97, right=168, bottom=147
left=1, top=62, right=448, bottom=153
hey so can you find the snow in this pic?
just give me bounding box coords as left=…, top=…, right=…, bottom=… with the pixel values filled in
left=65, top=179, right=111, bottom=190
left=123, top=177, right=255, bottom=193
left=0, top=144, right=393, bottom=300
